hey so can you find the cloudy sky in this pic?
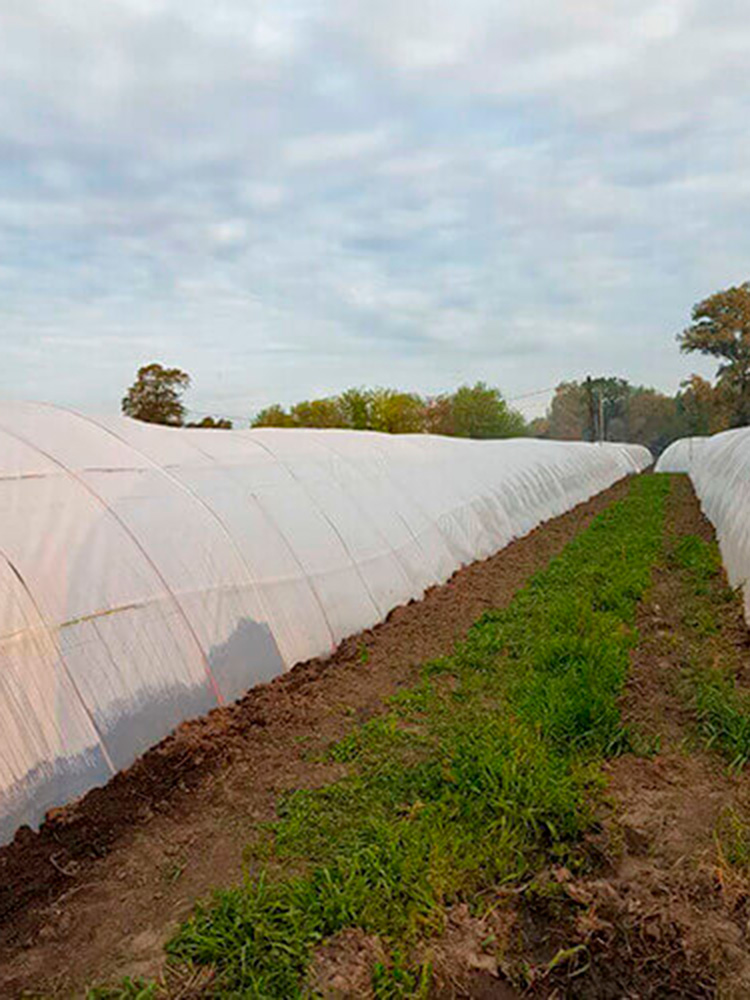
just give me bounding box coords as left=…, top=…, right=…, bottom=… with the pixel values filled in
left=1, top=0, right=747, bottom=421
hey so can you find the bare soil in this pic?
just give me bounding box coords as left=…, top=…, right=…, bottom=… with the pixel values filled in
left=0, top=478, right=633, bottom=997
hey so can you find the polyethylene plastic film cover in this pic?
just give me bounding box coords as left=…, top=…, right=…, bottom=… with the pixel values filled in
left=654, top=437, right=708, bottom=473
left=658, top=429, right=750, bottom=629
left=0, top=401, right=652, bottom=844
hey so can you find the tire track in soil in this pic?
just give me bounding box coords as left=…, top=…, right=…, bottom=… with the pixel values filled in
left=0, top=478, right=634, bottom=997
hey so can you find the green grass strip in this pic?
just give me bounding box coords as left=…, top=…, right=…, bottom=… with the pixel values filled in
left=93, top=475, right=669, bottom=999
left=668, top=529, right=750, bottom=769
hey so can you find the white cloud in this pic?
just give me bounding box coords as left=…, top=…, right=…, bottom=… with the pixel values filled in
left=283, top=126, right=395, bottom=167
left=241, top=183, right=286, bottom=210
left=209, top=220, right=249, bottom=247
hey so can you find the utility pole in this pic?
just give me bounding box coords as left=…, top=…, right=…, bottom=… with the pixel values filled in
left=585, top=376, right=596, bottom=443
left=599, top=392, right=605, bottom=443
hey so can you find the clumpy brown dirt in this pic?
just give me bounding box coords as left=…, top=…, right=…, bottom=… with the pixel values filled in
left=0, top=478, right=634, bottom=997
left=309, top=928, right=389, bottom=997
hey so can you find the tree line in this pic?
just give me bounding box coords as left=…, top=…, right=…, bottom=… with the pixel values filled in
left=122, top=374, right=527, bottom=439
left=121, top=281, right=750, bottom=454
left=528, top=374, right=729, bottom=455
left=252, top=383, right=527, bottom=438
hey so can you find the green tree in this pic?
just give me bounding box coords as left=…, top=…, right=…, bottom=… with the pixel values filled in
left=545, top=382, right=588, bottom=440
left=527, top=416, right=549, bottom=438
left=544, top=377, right=685, bottom=453
left=368, top=389, right=426, bottom=434
left=337, top=388, right=372, bottom=430
left=676, top=374, right=731, bottom=436
left=424, top=394, right=455, bottom=436
left=121, top=362, right=190, bottom=426
left=588, top=377, right=632, bottom=441
left=186, top=416, right=233, bottom=429
left=449, top=382, right=526, bottom=438
left=626, top=389, right=681, bottom=455
left=678, top=282, right=750, bottom=426
left=252, top=404, right=295, bottom=428
left=547, top=377, right=632, bottom=442
left=290, top=398, right=347, bottom=428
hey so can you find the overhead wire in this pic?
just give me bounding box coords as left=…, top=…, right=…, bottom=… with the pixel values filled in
left=183, top=384, right=561, bottom=426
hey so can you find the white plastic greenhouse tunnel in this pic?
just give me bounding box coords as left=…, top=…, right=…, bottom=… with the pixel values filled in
left=653, top=436, right=708, bottom=473
left=657, top=428, right=750, bottom=628
left=0, top=401, right=652, bottom=845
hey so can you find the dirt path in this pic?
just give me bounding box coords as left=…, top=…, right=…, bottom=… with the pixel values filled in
left=457, top=475, right=750, bottom=998
left=0, top=477, right=634, bottom=998
left=589, top=475, right=750, bottom=997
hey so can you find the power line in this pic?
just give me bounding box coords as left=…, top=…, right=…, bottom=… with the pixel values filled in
left=506, top=386, right=557, bottom=402
left=185, top=384, right=562, bottom=426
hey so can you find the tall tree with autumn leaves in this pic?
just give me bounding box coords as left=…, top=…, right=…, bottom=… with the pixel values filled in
left=678, top=282, right=750, bottom=426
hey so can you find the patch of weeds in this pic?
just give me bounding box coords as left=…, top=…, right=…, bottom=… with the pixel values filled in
left=717, top=583, right=742, bottom=605
left=358, top=641, right=370, bottom=665
left=242, top=827, right=275, bottom=867
left=715, top=807, right=750, bottom=871
left=389, top=678, right=437, bottom=716
left=625, top=727, right=662, bottom=758
left=372, top=951, right=431, bottom=999
left=422, top=655, right=454, bottom=677
left=100, top=476, right=669, bottom=998
left=521, top=875, right=575, bottom=922
left=683, top=605, right=720, bottom=637
left=162, top=859, right=186, bottom=885
left=671, top=535, right=721, bottom=594
left=694, top=671, right=750, bottom=769
left=86, top=978, right=159, bottom=1000
left=665, top=526, right=750, bottom=768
